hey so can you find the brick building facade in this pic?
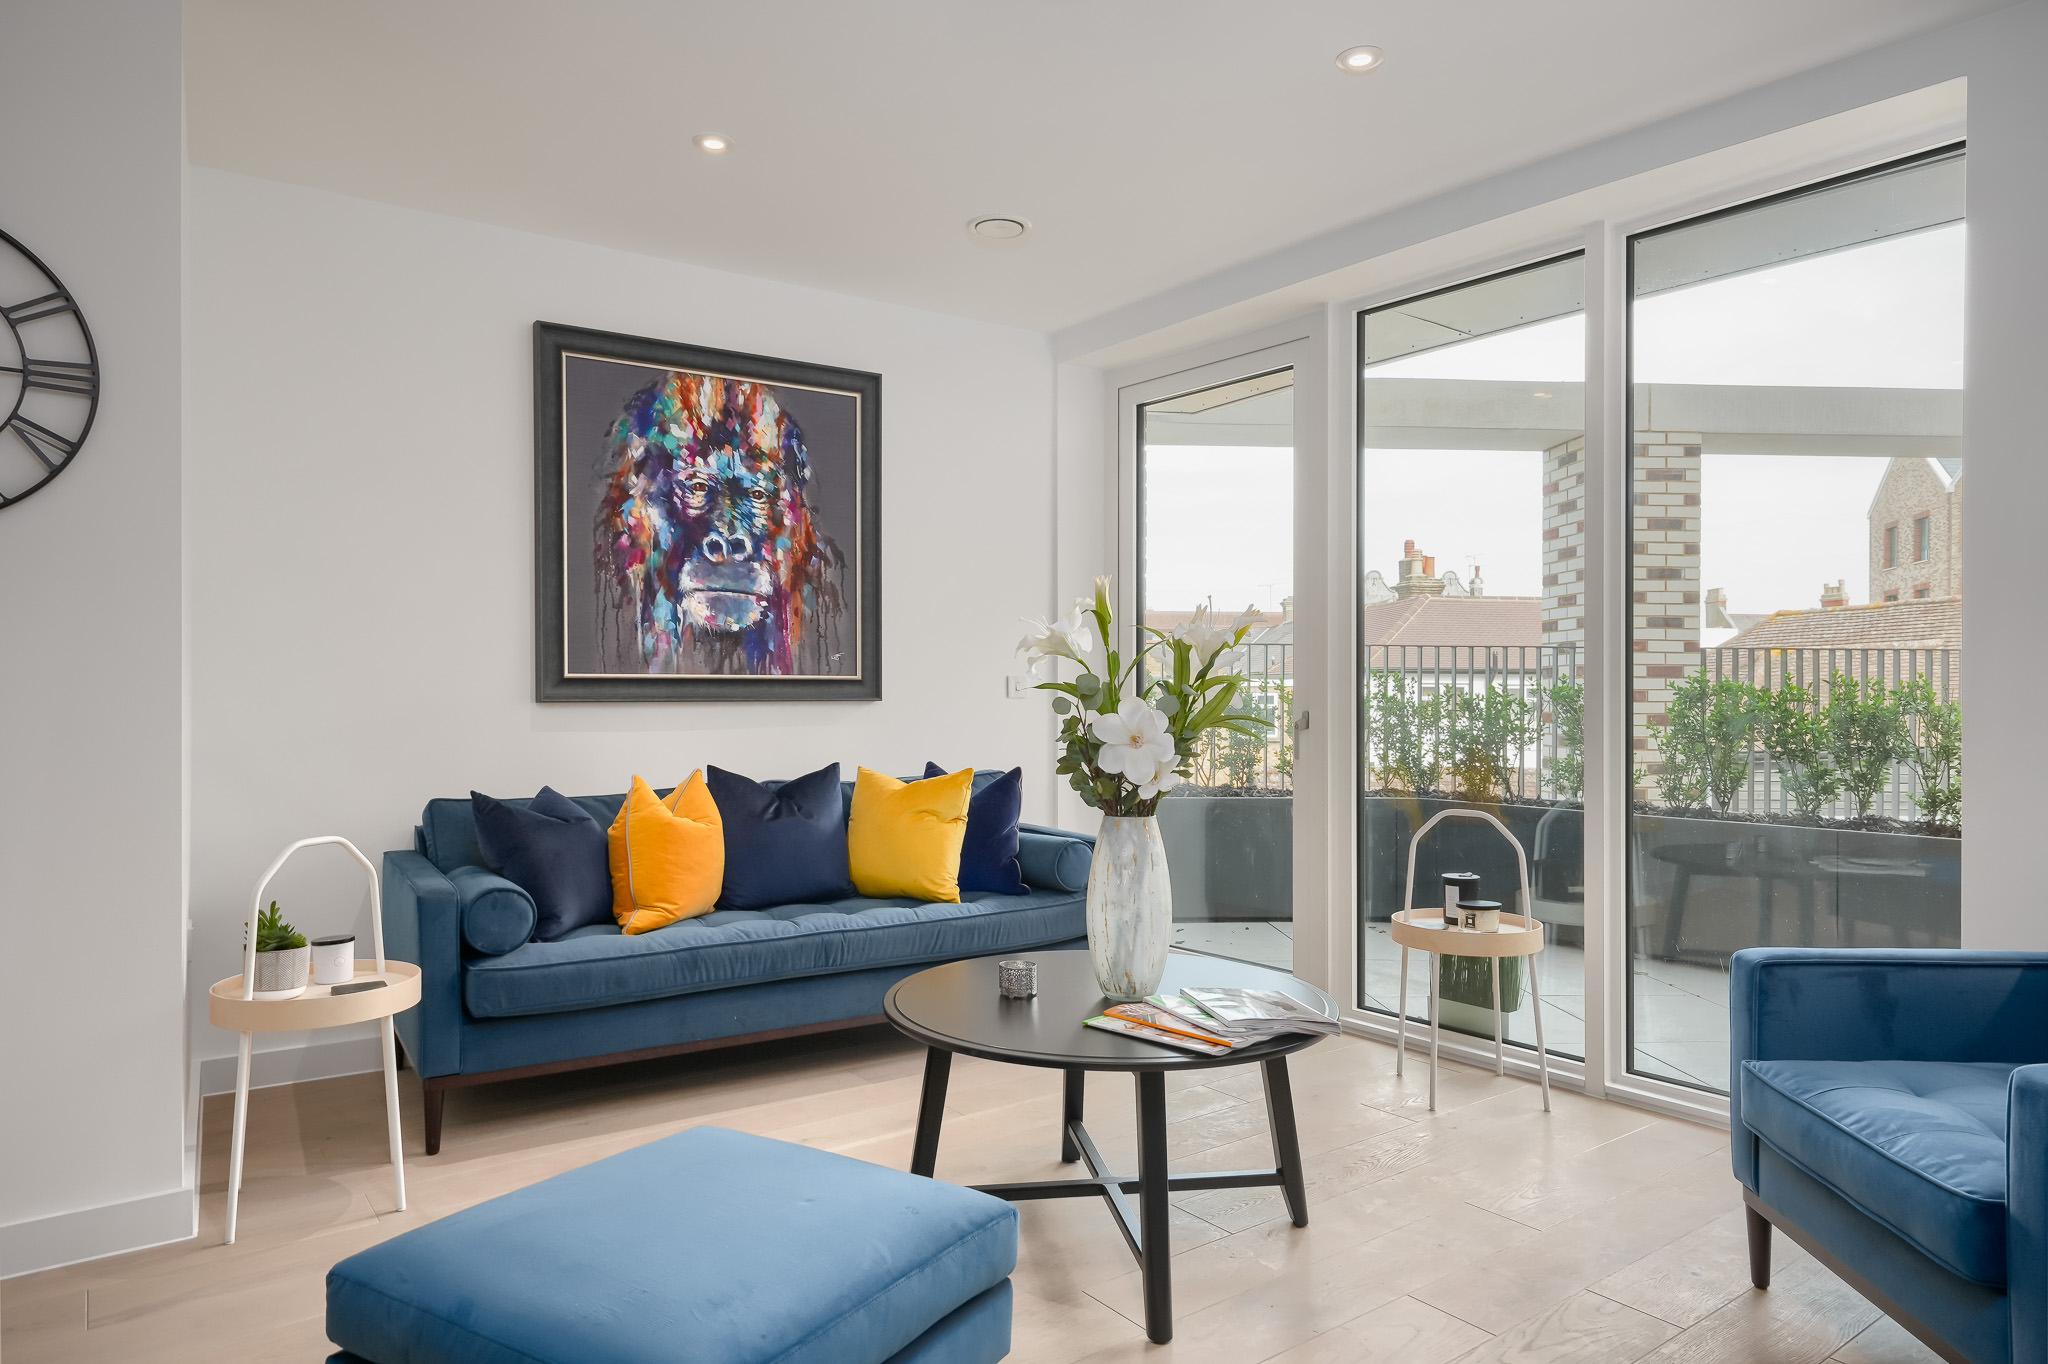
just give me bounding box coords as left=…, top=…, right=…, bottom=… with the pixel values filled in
left=1868, top=456, right=1962, bottom=603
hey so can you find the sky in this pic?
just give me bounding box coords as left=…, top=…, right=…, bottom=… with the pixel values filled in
left=1142, top=223, right=1964, bottom=618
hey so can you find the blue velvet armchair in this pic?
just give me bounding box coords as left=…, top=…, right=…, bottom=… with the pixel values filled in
left=1731, top=948, right=2048, bottom=1364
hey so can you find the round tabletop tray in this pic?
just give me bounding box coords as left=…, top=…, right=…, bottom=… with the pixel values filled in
left=885, top=950, right=1338, bottom=1073
left=209, top=960, right=420, bottom=1034
left=1390, top=910, right=1546, bottom=959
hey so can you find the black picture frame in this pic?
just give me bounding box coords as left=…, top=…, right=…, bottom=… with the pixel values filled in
left=533, top=321, right=881, bottom=701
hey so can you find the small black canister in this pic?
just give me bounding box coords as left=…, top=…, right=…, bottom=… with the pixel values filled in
left=1440, top=871, right=1481, bottom=919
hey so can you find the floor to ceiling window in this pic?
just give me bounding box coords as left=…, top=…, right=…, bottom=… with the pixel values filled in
left=1136, top=367, right=1297, bottom=969
left=1356, top=254, right=1587, bottom=1060
left=1625, top=147, right=1966, bottom=1092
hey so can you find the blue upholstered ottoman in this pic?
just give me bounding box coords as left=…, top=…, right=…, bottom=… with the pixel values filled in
left=324, top=1126, right=1017, bottom=1364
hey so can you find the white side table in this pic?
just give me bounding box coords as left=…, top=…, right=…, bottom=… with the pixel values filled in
left=1391, top=910, right=1551, bottom=1112
left=207, top=836, right=418, bottom=1243
left=1390, top=807, right=1553, bottom=1114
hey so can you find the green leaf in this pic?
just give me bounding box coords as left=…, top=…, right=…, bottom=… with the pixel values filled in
left=1051, top=696, right=1071, bottom=715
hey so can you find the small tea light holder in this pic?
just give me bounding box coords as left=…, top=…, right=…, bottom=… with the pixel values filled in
left=1456, top=898, right=1503, bottom=933
left=997, top=959, right=1037, bottom=999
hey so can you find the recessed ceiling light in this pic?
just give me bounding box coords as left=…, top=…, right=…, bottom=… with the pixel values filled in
left=693, top=133, right=731, bottom=155
left=1335, top=45, right=1384, bottom=73
left=1532, top=390, right=1553, bottom=399
left=968, top=216, right=1030, bottom=242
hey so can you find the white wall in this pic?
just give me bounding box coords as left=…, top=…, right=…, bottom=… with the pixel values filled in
left=184, top=169, right=1058, bottom=1073
left=0, top=0, right=192, bottom=1274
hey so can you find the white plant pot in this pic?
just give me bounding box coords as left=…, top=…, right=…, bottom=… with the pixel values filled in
left=1087, top=815, right=1173, bottom=1002
left=252, top=946, right=309, bottom=1001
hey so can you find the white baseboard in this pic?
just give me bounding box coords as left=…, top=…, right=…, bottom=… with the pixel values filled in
left=1, top=1186, right=195, bottom=1279
left=4, top=1039, right=391, bottom=1279
left=197, top=1031, right=385, bottom=1097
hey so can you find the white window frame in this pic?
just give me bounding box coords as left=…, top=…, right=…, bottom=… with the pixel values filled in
left=1096, top=122, right=1963, bottom=1128
left=1109, top=321, right=1335, bottom=997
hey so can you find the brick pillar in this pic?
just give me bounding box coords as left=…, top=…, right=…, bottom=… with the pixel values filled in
left=1541, top=436, right=1585, bottom=656
left=1632, top=432, right=1702, bottom=798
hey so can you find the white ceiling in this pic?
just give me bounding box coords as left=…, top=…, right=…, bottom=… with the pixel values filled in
left=184, top=0, right=2004, bottom=335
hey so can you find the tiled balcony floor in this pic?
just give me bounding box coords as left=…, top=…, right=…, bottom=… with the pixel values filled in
left=1173, top=919, right=1732, bottom=1092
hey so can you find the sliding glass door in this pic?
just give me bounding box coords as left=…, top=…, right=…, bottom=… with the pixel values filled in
left=1623, top=148, right=1966, bottom=1092
left=1355, top=254, right=1588, bottom=1059
left=1128, top=348, right=1305, bottom=970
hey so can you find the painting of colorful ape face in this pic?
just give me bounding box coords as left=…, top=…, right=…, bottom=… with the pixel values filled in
left=538, top=327, right=878, bottom=700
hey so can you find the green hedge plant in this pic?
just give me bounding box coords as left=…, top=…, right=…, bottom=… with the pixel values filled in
left=1821, top=673, right=1910, bottom=817
left=1657, top=673, right=1762, bottom=812
left=1545, top=678, right=1584, bottom=801
left=1759, top=682, right=1840, bottom=818
left=1897, top=677, right=1962, bottom=827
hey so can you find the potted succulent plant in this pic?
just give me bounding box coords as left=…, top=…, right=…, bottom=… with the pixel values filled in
left=249, top=900, right=310, bottom=1000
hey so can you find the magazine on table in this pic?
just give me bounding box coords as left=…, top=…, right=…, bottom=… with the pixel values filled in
left=1102, top=1001, right=1242, bottom=1049
left=1083, top=1012, right=1234, bottom=1056
left=1174, top=987, right=1339, bottom=1038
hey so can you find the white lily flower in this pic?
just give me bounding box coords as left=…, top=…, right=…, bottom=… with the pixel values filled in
left=1134, top=753, right=1184, bottom=801
left=1090, top=698, right=1176, bottom=780
left=1172, top=604, right=1234, bottom=665
left=1016, top=603, right=1097, bottom=667
left=1231, top=604, right=1262, bottom=639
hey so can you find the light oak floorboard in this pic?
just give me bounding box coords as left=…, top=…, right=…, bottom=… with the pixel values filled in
left=0, top=1027, right=1934, bottom=1364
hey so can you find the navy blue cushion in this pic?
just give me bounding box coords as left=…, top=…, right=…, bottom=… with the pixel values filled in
left=326, top=1126, right=1017, bottom=1364
left=1740, top=1057, right=2015, bottom=1285
left=923, top=764, right=1026, bottom=896
left=1017, top=827, right=1092, bottom=892
left=470, top=787, right=611, bottom=941
left=707, top=763, right=853, bottom=910
left=463, top=888, right=1085, bottom=1019
left=448, top=867, right=537, bottom=956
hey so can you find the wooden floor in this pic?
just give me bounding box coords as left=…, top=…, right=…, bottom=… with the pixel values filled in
left=2, top=1027, right=1939, bottom=1364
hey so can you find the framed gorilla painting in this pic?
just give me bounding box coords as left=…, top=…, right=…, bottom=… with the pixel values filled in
left=533, top=322, right=881, bottom=701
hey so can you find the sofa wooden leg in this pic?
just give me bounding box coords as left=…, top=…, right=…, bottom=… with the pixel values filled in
left=424, top=1082, right=446, bottom=1157
left=1746, top=1203, right=1771, bottom=1289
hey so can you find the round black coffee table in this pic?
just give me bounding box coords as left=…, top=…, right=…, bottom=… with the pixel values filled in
left=884, top=950, right=1337, bottom=1345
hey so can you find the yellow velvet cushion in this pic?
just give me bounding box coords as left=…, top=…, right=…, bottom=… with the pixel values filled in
left=608, top=772, right=724, bottom=934
left=847, top=766, right=973, bottom=903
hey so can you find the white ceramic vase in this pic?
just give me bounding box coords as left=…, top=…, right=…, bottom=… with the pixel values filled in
left=1086, top=815, right=1173, bottom=1002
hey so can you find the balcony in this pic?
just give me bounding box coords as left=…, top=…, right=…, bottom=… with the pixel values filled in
left=1165, top=638, right=1961, bottom=1092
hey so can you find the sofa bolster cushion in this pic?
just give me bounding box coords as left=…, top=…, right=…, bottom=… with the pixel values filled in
left=451, top=866, right=537, bottom=956
left=1017, top=828, right=1091, bottom=892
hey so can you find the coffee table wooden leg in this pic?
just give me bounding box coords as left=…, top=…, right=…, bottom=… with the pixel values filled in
left=1395, top=944, right=1410, bottom=1076
left=911, top=1047, right=951, bottom=1177
left=1135, top=1070, right=1173, bottom=1344
left=1061, top=1068, right=1084, bottom=1163
left=1262, top=1056, right=1308, bottom=1227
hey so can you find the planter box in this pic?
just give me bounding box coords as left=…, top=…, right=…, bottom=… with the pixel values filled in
left=1631, top=812, right=1959, bottom=964
left=1157, top=794, right=1292, bottom=922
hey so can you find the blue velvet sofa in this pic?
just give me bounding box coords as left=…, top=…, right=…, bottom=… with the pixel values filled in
left=383, top=774, right=1092, bottom=1154
left=1731, top=948, right=2048, bottom=1363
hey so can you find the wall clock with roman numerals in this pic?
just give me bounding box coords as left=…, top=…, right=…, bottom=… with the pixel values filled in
left=0, top=227, right=99, bottom=511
